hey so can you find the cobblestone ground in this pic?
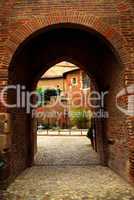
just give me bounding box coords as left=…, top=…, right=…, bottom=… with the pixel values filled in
left=34, top=136, right=100, bottom=165
left=1, top=136, right=134, bottom=200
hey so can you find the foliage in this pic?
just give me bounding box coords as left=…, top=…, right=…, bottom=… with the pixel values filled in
left=36, top=88, right=59, bottom=106
left=36, top=88, right=45, bottom=106
left=44, top=88, right=57, bottom=101
left=70, top=108, right=92, bottom=129
left=39, top=123, right=57, bottom=130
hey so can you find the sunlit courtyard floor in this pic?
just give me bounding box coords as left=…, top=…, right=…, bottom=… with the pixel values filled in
left=1, top=136, right=134, bottom=200
left=34, top=135, right=100, bottom=165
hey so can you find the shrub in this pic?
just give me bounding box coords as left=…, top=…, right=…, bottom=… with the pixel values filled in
left=70, top=108, right=92, bottom=129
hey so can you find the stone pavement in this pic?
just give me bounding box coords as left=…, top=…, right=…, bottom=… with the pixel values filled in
left=1, top=136, right=134, bottom=200
left=34, top=136, right=100, bottom=165
left=1, top=166, right=134, bottom=200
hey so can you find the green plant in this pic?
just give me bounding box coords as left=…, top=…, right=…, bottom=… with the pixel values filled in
left=36, top=88, right=58, bottom=106
left=70, top=108, right=92, bottom=129
left=44, top=88, right=57, bottom=102
left=36, top=87, right=45, bottom=106
left=42, top=123, right=51, bottom=129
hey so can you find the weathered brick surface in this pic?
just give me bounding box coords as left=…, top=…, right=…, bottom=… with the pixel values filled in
left=0, top=0, right=133, bottom=186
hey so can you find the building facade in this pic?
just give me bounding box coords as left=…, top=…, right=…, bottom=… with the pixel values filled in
left=37, top=62, right=91, bottom=128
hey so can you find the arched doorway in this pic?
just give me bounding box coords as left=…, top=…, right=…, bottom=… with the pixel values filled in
left=5, top=23, right=128, bottom=183
left=34, top=61, right=100, bottom=166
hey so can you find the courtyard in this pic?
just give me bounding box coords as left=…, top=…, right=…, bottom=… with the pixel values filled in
left=1, top=136, right=134, bottom=200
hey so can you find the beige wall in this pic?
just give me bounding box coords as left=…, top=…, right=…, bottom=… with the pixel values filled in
left=37, top=78, right=64, bottom=91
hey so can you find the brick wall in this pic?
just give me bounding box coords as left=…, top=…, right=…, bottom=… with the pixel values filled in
left=0, top=0, right=133, bottom=185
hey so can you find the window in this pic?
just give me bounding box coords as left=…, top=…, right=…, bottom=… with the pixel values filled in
left=82, top=74, right=90, bottom=89
left=57, top=85, right=61, bottom=96
left=71, top=77, right=77, bottom=85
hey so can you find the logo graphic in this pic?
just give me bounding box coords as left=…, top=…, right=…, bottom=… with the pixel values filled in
left=116, top=84, right=134, bottom=116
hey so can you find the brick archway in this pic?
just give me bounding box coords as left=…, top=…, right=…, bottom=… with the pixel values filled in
left=2, top=11, right=129, bottom=70
left=1, top=11, right=133, bottom=185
